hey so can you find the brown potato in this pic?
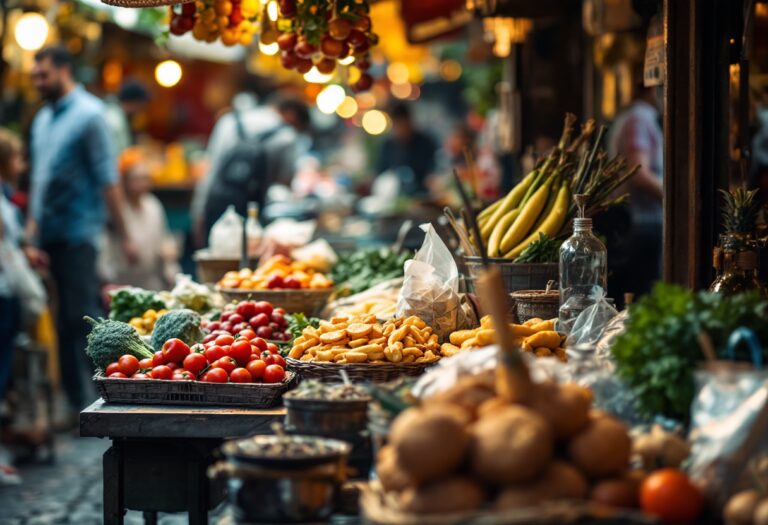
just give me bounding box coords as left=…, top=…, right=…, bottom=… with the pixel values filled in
left=753, top=498, right=768, bottom=525
left=526, top=382, right=591, bottom=440
left=389, top=405, right=470, bottom=484
left=568, top=415, right=631, bottom=479
left=376, top=446, right=415, bottom=492
left=590, top=478, right=639, bottom=509
left=400, top=476, right=485, bottom=515
left=495, top=461, right=587, bottom=510
left=724, top=490, right=762, bottom=525
left=470, top=405, right=553, bottom=484
left=431, top=374, right=496, bottom=419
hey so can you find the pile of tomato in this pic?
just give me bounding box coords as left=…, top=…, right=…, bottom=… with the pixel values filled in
left=105, top=333, right=287, bottom=384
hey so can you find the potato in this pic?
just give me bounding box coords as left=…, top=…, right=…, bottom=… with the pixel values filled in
left=527, top=382, right=591, bottom=440
left=477, top=397, right=509, bottom=419
left=376, top=446, right=415, bottom=492
left=431, top=374, right=496, bottom=419
left=399, top=476, right=485, bottom=515
left=724, top=490, right=762, bottom=525
left=590, top=478, right=638, bottom=509
left=753, top=498, right=768, bottom=525
left=495, top=462, right=587, bottom=510
left=568, top=415, right=631, bottom=479
left=470, top=405, right=553, bottom=484
left=389, top=405, right=470, bottom=484
left=633, top=425, right=691, bottom=470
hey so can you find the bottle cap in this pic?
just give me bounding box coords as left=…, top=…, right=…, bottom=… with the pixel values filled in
left=573, top=217, right=592, bottom=230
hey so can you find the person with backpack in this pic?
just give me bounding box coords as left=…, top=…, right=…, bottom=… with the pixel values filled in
left=191, top=93, right=311, bottom=247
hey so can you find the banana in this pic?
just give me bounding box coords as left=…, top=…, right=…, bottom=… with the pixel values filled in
left=478, top=199, right=503, bottom=224
left=479, top=172, right=534, bottom=241
left=499, top=179, right=553, bottom=254
left=487, top=208, right=521, bottom=257
left=504, top=182, right=570, bottom=259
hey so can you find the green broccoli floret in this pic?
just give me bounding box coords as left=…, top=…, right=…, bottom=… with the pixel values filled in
left=84, top=317, right=155, bottom=371
left=150, top=309, right=204, bottom=352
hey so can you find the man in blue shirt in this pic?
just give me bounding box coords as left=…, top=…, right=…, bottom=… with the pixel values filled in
left=28, top=47, right=137, bottom=412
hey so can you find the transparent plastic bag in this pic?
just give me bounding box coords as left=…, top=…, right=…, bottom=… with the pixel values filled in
left=565, top=287, right=619, bottom=347
left=208, top=205, right=243, bottom=258
left=396, top=223, right=470, bottom=339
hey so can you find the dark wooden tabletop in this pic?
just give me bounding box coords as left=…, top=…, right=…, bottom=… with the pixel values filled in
left=79, top=399, right=286, bottom=439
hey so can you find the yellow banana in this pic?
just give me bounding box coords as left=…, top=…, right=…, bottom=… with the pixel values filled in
left=487, top=208, right=521, bottom=257
left=478, top=199, right=503, bottom=224
left=504, top=183, right=570, bottom=259
left=479, top=172, right=534, bottom=241
left=499, top=179, right=552, bottom=254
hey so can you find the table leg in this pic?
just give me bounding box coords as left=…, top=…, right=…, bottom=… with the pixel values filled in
left=142, top=511, right=158, bottom=525
left=187, top=459, right=208, bottom=525
left=103, top=442, right=125, bottom=525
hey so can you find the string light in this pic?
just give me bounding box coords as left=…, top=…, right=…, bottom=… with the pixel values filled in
left=155, top=60, right=183, bottom=88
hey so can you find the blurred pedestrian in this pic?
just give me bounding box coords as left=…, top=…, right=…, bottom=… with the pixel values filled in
left=191, top=93, right=311, bottom=247
left=100, top=148, right=179, bottom=290
left=104, top=79, right=151, bottom=154
left=607, top=73, right=664, bottom=300
left=28, top=46, right=138, bottom=412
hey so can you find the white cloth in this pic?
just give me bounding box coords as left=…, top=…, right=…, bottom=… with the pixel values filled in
left=0, top=192, right=22, bottom=297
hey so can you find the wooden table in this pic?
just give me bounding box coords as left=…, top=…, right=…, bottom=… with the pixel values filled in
left=80, top=399, right=285, bottom=525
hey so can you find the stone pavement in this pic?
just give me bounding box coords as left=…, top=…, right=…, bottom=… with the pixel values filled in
left=0, top=434, right=226, bottom=525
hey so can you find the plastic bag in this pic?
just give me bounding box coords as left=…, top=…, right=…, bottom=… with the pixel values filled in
left=396, top=224, right=470, bottom=339
left=208, top=205, right=243, bottom=258
left=565, top=287, right=619, bottom=347
left=291, top=239, right=337, bottom=273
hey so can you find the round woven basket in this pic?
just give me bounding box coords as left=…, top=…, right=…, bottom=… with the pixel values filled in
left=287, top=358, right=433, bottom=383
left=217, top=287, right=334, bottom=316
left=193, top=251, right=240, bottom=284
left=101, top=0, right=193, bottom=7
left=509, top=289, right=559, bottom=323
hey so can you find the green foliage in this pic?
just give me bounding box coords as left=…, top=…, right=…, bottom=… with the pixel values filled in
left=514, top=233, right=561, bottom=263
left=611, top=283, right=768, bottom=422
left=109, top=288, right=167, bottom=323
left=331, top=248, right=410, bottom=297
left=150, top=309, right=204, bottom=351
left=84, top=317, right=155, bottom=371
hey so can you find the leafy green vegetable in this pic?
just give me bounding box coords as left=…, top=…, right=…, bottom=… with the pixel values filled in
left=514, top=233, right=561, bottom=263
left=286, top=313, right=321, bottom=340
left=109, top=288, right=167, bottom=323
left=84, top=317, right=155, bottom=371
left=331, top=248, right=411, bottom=297
left=150, top=309, right=204, bottom=351
left=611, top=283, right=768, bottom=422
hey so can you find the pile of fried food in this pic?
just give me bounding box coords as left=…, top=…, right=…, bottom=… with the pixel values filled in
left=374, top=372, right=638, bottom=516
left=442, top=316, right=567, bottom=362
left=288, top=315, right=441, bottom=365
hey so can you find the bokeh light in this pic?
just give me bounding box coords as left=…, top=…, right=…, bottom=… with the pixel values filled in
left=316, top=84, right=346, bottom=114
left=15, top=13, right=49, bottom=51
left=258, top=41, right=279, bottom=56
left=362, top=110, right=389, bottom=135
left=439, top=59, right=463, bottom=82
left=336, top=96, right=358, bottom=119
left=386, top=62, right=409, bottom=85
left=154, top=60, right=183, bottom=88
left=304, top=66, right=334, bottom=84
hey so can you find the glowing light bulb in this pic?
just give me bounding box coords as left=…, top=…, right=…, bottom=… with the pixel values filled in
left=267, top=1, right=279, bottom=21
left=316, top=84, right=346, bottom=114
left=15, top=13, right=49, bottom=51
left=155, top=60, right=182, bottom=88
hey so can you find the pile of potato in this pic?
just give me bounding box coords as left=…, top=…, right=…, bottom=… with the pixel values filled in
left=725, top=488, right=768, bottom=525
left=441, top=316, right=567, bottom=362
left=288, top=315, right=441, bottom=365
left=376, top=373, right=642, bottom=515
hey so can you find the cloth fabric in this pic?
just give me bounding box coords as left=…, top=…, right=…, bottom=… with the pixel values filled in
left=607, top=100, right=663, bottom=226
left=44, top=241, right=101, bottom=410
left=0, top=296, right=20, bottom=401
left=376, top=130, right=438, bottom=195
left=29, top=86, right=118, bottom=246
left=103, top=98, right=132, bottom=155
left=191, top=106, right=301, bottom=229
left=99, top=194, right=174, bottom=291
left=0, top=186, right=23, bottom=297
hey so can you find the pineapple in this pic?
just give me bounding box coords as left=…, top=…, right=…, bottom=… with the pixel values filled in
left=719, top=188, right=760, bottom=235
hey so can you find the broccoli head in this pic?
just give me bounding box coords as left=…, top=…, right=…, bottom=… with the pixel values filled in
left=84, top=317, right=155, bottom=371
left=150, top=309, right=204, bottom=352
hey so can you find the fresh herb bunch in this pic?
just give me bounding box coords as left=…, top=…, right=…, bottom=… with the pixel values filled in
left=331, top=248, right=410, bottom=297
left=286, top=313, right=321, bottom=341
left=514, top=233, right=561, bottom=263
left=611, top=283, right=768, bottom=422
left=109, top=288, right=167, bottom=323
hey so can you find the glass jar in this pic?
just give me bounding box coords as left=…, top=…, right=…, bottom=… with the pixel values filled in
left=558, top=217, right=608, bottom=332
left=709, top=233, right=766, bottom=297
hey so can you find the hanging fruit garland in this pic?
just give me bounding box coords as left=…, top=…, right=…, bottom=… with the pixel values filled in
left=169, top=0, right=259, bottom=46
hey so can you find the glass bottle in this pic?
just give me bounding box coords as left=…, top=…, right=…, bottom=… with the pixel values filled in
left=709, top=233, right=766, bottom=296
left=245, top=202, right=263, bottom=261
left=558, top=214, right=608, bottom=333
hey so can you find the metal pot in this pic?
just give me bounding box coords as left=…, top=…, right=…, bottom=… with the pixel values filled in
left=283, top=397, right=370, bottom=434
left=211, top=435, right=351, bottom=523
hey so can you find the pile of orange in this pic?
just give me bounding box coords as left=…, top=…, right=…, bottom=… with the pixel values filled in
left=218, top=255, right=333, bottom=290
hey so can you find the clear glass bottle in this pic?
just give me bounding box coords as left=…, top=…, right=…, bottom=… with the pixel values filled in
left=245, top=202, right=263, bottom=261
left=558, top=216, right=608, bottom=332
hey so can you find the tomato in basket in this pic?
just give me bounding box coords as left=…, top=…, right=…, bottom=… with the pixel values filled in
left=246, top=359, right=266, bottom=380
left=162, top=339, right=190, bottom=363
left=203, top=367, right=228, bottom=383
left=230, top=368, right=252, bottom=383
left=183, top=353, right=208, bottom=375
left=106, top=363, right=120, bottom=376
left=263, top=364, right=285, bottom=384
left=151, top=365, right=173, bottom=380
left=118, top=355, right=140, bottom=376
left=229, top=339, right=252, bottom=366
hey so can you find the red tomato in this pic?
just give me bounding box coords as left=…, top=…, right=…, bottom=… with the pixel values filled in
left=249, top=313, right=270, bottom=329
left=238, top=329, right=257, bottom=341
left=254, top=301, right=274, bottom=316
left=252, top=337, right=267, bottom=351
left=204, top=345, right=225, bottom=363
left=246, top=359, right=266, bottom=380
left=215, top=357, right=237, bottom=374
left=138, top=358, right=154, bottom=369
left=204, top=367, right=228, bottom=383
left=236, top=301, right=257, bottom=320
left=117, top=355, right=140, bottom=376
left=132, top=373, right=149, bottom=379
left=266, top=342, right=279, bottom=354
left=173, top=370, right=196, bottom=380
left=228, top=313, right=245, bottom=326
left=151, top=365, right=173, bottom=380
left=215, top=334, right=235, bottom=347
left=108, top=372, right=127, bottom=379
left=261, top=353, right=275, bottom=366
left=183, top=352, right=208, bottom=375
left=202, top=333, right=216, bottom=345
left=220, top=311, right=233, bottom=323
left=190, top=343, right=206, bottom=354
left=207, top=321, right=221, bottom=331
left=263, top=364, right=286, bottom=383
left=229, top=339, right=252, bottom=366
left=167, top=362, right=180, bottom=371
left=256, top=326, right=273, bottom=339
left=230, top=368, right=252, bottom=383
left=152, top=351, right=166, bottom=367
left=106, top=362, right=120, bottom=376
left=272, top=355, right=286, bottom=368
left=220, top=322, right=233, bottom=333
left=271, top=312, right=286, bottom=326
left=233, top=323, right=249, bottom=334
left=249, top=353, right=260, bottom=362
left=162, top=338, right=190, bottom=363
left=273, top=307, right=286, bottom=317
left=640, top=469, right=702, bottom=524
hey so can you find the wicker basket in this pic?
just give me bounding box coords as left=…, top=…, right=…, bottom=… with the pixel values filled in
left=463, top=257, right=558, bottom=294
left=287, top=358, right=432, bottom=383
left=509, top=289, right=559, bottom=323
left=217, top=287, right=333, bottom=316
left=193, top=251, right=240, bottom=284
left=94, top=371, right=296, bottom=407
left=101, top=0, right=193, bottom=6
